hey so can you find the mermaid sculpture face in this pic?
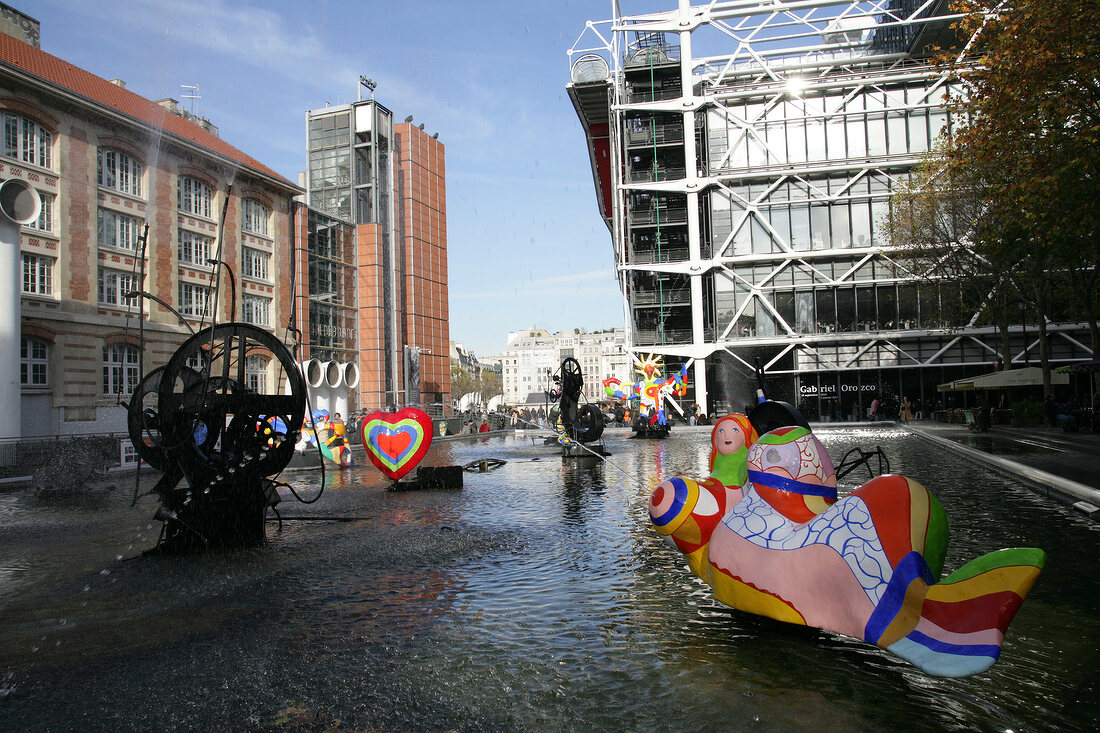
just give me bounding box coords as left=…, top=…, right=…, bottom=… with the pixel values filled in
left=708, top=414, right=758, bottom=489
left=715, top=421, right=746, bottom=455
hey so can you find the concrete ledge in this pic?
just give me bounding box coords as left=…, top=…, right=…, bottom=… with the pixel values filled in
left=907, top=424, right=1100, bottom=513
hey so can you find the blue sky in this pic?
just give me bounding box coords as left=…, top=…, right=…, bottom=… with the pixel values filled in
left=29, top=0, right=673, bottom=357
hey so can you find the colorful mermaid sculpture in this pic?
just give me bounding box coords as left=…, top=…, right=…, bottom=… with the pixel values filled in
left=603, top=354, right=689, bottom=429
left=649, top=416, right=1045, bottom=677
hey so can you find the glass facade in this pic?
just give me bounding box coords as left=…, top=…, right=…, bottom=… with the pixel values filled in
left=306, top=209, right=357, bottom=363
left=569, top=1, right=1094, bottom=418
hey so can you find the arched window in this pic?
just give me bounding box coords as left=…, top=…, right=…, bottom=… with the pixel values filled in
left=20, top=336, right=48, bottom=386
left=242, top=199, right=270, bottom=236
left=102, top=343, right=139, bottom=395
left=245, top=354, right=268, bottom=392
left=178, top=176, right=213, bottom=218
left=97, top=148, right=142, bottom=196
left=2, top=111, right=51, bottom=168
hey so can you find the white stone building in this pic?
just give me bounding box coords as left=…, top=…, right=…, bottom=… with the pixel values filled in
left=500, top=327, right=633, bottom=405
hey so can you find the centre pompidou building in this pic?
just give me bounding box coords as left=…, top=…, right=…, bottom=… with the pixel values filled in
left=567, top=0, right=1091, bottom=419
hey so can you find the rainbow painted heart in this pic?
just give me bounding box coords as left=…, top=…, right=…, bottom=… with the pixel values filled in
left=359, top=408, right=434, bottom=480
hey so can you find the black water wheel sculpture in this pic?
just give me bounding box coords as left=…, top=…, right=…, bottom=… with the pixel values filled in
left=555, top=357, right=604, bottom=444
left=147, top=323, right=306, bottom=549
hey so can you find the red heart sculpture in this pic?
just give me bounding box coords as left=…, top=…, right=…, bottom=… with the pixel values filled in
left=359, top=407, right=434, bottom=480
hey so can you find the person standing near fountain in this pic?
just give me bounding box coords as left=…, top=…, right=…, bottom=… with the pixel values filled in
left=899, top=397, right=913, bottom=423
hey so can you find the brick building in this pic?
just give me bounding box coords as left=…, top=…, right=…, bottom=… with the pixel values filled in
left=0, top=23, right=301, bottom=438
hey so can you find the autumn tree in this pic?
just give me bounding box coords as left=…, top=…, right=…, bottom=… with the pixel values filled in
left=951, top=0, right=1100, bottom=392
left=890, top=0, right=1100, bottom=393
left=450, top=361, right=476, bottom=401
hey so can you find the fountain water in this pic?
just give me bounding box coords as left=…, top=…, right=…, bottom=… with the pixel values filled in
left=0, top=427, right=1095, bottom=730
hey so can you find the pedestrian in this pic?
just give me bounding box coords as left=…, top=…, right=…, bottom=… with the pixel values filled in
left=977, top=394, right=991, bottom=432
left=899, top=397, right=913, bottom=423
left=1043, top=394, right=1059, bottom=429
left=869, top=395, right=880, bottom=421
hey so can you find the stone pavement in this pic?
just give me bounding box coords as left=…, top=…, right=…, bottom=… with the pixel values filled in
left=902, top=420, right=1100, bottom=518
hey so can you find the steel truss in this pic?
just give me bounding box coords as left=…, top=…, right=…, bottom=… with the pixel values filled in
left=568, top=1, right=1093, bottom=411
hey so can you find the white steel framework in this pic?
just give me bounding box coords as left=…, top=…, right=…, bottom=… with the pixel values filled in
left=567, top=0, right=1093, bottom=418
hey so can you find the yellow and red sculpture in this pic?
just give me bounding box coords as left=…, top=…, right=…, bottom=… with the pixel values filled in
left=650, top=414, right=1045, bottom=677
left=603, top=354, right=689, bottom=428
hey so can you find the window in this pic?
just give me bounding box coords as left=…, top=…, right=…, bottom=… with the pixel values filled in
left=102, top=343, right=139, bottom=395
left=26, top=192, right=53, bottom=232
left=22, top=254, right=52, bottom=295
left=241, top=247, right=270, bottom=280
left=178, top=229, right=212, bottom=266
left=242, top=294, right=271, bottom=327
left=185, top=350, right=208, bottom=372
left=178, top=282, right=211, bottom=318
left=97, top=267, right=137, bottom=307
left=20, top=337, right=48, bottom=386
left=242, top=199, right=269, bottom=236
left=98, top=209, right=142, bottom=250
left=2, top=112, right=51, bottom=168
left=178, top=176, right=212, bottom=218
left=97, top=148, right=142, bottom=196
left=245, top=354, right=268, bottom=392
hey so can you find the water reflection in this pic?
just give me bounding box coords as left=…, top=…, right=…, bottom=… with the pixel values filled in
left=0, top=428, right=1096, bottom=730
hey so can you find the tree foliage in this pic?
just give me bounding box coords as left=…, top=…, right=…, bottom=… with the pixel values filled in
left=449, top=361, right=503, bottom=405
left=889, top=0, right=1100, bottom=392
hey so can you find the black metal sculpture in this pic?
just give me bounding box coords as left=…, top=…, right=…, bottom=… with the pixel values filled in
left=128, top=323, right=306, bottom=550
left=547, top=357, right=606, bottom=456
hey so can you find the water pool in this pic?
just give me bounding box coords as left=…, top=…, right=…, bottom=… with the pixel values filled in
left=0, top=426, right=1096, bottom=731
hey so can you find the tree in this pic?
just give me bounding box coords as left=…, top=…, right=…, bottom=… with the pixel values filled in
left=449, top=361, right=503, bottom=407
left=948, top=0, right=1100, bottom=393
left=887, top=153, right=1022, bottom=368
left=450, top=361, right=476, bottom=402
left=479, top=368, right=503, bottom=403
left=890, top=1, right=1100, bottom=394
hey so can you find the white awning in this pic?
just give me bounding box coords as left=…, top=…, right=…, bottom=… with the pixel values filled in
left=937, top=366, right=1069, bottom=392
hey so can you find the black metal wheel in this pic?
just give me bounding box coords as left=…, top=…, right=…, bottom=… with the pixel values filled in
left=127, top=365, right=206, bottom=470
left=156, top=323, right=306, bottom=486
left=571, top=403, right=605, bottom=444
left=560, top=357, right=583, bottom=401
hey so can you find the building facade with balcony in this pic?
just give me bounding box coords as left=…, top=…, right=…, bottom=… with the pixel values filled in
left=305, top=99, right=450, bottom=412
left=567, top=0, right=1094, bottom=419
left=0, top=22, right=300, bottom=439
